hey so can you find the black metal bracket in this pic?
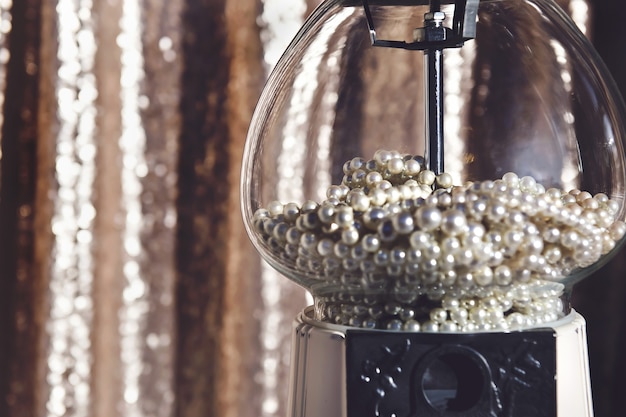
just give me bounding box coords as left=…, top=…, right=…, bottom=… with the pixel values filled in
left=362, top=0, right=479, bottom=51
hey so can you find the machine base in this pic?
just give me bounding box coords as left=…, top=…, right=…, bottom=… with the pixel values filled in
left=287, top=308, right=593, bottom=417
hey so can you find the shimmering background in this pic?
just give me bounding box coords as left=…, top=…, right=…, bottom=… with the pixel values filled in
left=0, top=1, right=625, bottom=417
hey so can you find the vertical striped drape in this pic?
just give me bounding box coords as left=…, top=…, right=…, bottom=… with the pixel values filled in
left=0, top=1, right=625, bottom=417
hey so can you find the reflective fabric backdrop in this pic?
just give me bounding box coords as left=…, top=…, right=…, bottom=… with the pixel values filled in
left=0, top=1, right=625, bottom=417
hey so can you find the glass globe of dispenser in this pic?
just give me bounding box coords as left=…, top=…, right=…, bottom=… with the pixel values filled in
left=241, top=0, right=626, bottom=332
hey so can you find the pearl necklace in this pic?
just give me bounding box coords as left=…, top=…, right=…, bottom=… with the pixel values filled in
left=253, top=150, right=626, bottom=331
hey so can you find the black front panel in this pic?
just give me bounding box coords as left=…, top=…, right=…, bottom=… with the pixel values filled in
left=346, top=329, right=556, bottom=417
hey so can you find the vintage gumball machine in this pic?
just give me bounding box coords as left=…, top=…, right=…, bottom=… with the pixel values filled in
left=241, top=1, right=626, bottom=416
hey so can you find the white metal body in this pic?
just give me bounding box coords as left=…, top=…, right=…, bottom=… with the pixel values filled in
left=287, top=308, right=593, bottom=417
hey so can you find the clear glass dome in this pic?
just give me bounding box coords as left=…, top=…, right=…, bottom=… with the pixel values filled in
left=241, top=0, right=626, bottom=331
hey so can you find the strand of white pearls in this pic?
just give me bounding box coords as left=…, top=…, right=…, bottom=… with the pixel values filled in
left=253, top=150, right=626, bottom=331
left=315, top=281, right=565, bottom=331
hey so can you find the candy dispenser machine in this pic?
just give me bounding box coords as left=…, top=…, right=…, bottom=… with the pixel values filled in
left=241, top=1, right=626, bottom=416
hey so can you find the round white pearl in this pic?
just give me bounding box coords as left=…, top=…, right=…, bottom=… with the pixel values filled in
left=389, top=248, right=407, bottom=265
left=351, top=244, right=367, bottom=260
left=421, top=321, right=439, bottom=332
left=576, top=191, right=592, bottom=202
left=461, top=322, right=477, bottom=332
left=468, top=222, right=486, bottom=238
left=423, top=244, right=441, bottom=260
left=335, top=206, right=354, bottom=228
left=457, top=249, right=474, bottom=266
left=582, top=198, right=599, bottom=210
left=436, top=172, right=454, bottom=189
left=504, top=230, right=523, bottom=247
left=369, top=188, right=387, bottom=206
left=543, top=246, right=562, bottom=264
left=393, top=212, right=415, bottom=234
left=386, top=319, right=403, bottom=331
left=378, top=220, right=397, bottom=242
left=606, top=200, right=620, bottom=215
left=542, top=226, right=560, bottom=243
left=414, top=206, right=442, bottom=231
left=602, top=235, right=616, bottom=254
left=302, top=212, right=320, bottom=229
left=561, top=230, right=580, bottom=248
left=514, top=268, right=531, bottom=283
left=374, top=149, right=392, bottom=166
left=399, top=308, right=416, bottom=321
left=301, top=200, right=319, bottom=213
left=352, top=169, right=366, bottom=185
left=440, top=321, right=459, bottom=332
left=430, top=308, right=448, bottom=323
left=418, top=170, right=436, bottom=186
left=480, top=180, right=495, bottom=193
left=449, top=307, right=468, bottom=324
left=441, top=270, right=457, bottom=286
left=405, top=159, right=421, bottom=176
left=526, top=236, right=544, bottom=254
left=317, top=204, right=335, bottom=224
left=441, top=237, right=461, bottom=254
left=386, top=187, right=401, bottom=204
left=267, top=200, right=284, bottom=217
left=285, top=227, right=301, bottom=244
left=388, top=157, right=405, bottom=175
left=594, top=192, right=609, bottom=203
left=441, top=297, right=460, bottom=310
left=333, top=242, right=350, bottom=258
left=283, top=202, right=300, bottom=222
left=403, top=320, right=421, bottom=331
left=373, top=249, right=389, bottom=266
left=253, top=208, right=269, bottom=221
left=300, top=232, right=317, bottom=250
left=502, top=172, right=519, bottom=187
left=362, top=207, right=385, bottom=229
left=362, top=318, right=378, bottom=329
left=350, top=157, right=365, bottom=171
left=365, top=171, right=383, bottom=186
left=441, top=209, right=467, bottom=236
left=409, top=231, right=431, bottom=249
left=474, top=266, right=494, bottom=286
left=350, top=193, right=370, bottom=212
left=398, top=184, right=414, bottom=200
left=457, top=272, right=474, bottom=289
left=506, top=313, right=527, bottom=329
left=271, top=220, right=287, bottom=238
left=519, top=176, right=537, bottom=193
left=609, top=221, right=626, bottom=241
left=488, top=203, right=507, bottom=221
left=469, top=307, right=488, bottom=324
left=349, top=317, right=363, bottom=328
left=595, top=209, right=613, bottom=228
left=262, top=218, right=277, bottom=235
left=341, top=227, right=360, bottom=245
left=437, top=192, right=453, bottom=208
left=361, top=234, right=381, bottom=252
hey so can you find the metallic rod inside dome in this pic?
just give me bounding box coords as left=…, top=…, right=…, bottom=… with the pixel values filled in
left=426, top=47, right=444, bottom=176
left=426, top=0, right=444, bottom=175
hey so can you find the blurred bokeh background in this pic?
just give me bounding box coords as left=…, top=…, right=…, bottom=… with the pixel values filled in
left=0, top=1, right=624, bottom=416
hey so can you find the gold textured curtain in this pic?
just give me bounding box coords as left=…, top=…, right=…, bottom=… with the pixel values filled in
left=0, top=1, right=625, bottom=417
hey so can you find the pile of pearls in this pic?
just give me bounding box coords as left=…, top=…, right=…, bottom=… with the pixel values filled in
left=252, top=150, right=626, bottom=331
